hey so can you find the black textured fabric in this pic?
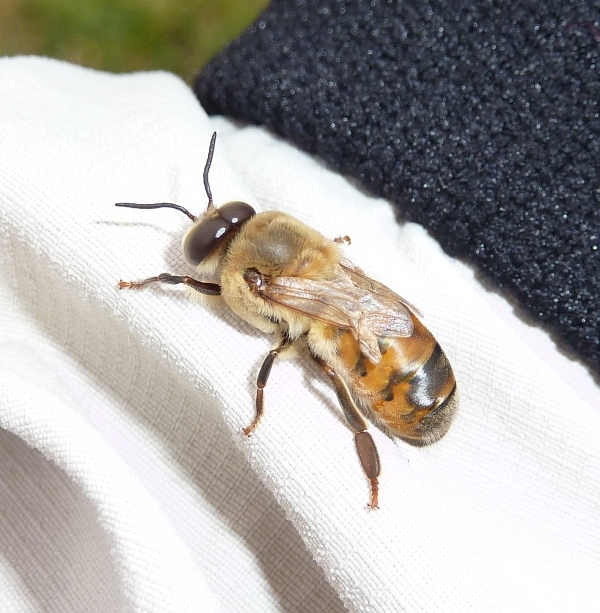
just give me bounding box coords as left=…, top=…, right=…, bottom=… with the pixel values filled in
left=194, top=0, right=600, bottom=374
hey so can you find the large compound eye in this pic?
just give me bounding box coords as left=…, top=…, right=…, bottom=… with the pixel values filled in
left=219, top=201, right=255, bottom=227
left=182, top=201, right=256, bottom=266
left=183, top=217, right=229, bottom=266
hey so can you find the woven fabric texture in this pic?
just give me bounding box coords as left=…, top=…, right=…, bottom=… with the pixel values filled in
left=1, top=57, right=599, bottom=613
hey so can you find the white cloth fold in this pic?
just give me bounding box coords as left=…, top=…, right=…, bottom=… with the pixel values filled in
left=1, top=56, right=599, bottom=613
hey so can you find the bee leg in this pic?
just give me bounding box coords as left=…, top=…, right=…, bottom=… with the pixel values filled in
left=119, top=273, right=221, bottom=296
left=355, top=431, right=380, bottom=509
left=314, top=357, right=381, bottom=509
left=334, top=235, right=351, bottom=245
left=243, top=338, right=294, bottom=436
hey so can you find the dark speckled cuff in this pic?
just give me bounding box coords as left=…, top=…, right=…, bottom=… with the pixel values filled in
left=195, top=0, right=600, bottom=374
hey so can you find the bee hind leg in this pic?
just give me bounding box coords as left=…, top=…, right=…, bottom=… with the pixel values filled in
left=314, top=357, right=381, bottom=509
left=119, top=273, right=221, bottom=296
left=355, top=431, right=380, bottom=509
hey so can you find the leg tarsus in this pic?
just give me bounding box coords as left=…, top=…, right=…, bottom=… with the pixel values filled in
left=243, top=387, right=265, bottom=436
left=119, top=276, right=163, bottom=290
left=368, top=478, right=379, bottom=510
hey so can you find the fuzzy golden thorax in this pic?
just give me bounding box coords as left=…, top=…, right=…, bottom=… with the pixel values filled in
left=218, top=211, right=342, bottom=338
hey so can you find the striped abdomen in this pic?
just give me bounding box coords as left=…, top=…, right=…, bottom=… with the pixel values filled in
left=337, top=315, right=457, bottom=445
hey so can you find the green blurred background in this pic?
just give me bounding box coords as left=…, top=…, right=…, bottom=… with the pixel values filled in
left=0, top=0, right=269, bottom=82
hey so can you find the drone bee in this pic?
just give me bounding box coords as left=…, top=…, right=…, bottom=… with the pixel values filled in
left=116, top=133, right=458, bottom=508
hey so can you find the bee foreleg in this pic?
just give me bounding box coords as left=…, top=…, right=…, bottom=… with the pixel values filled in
left=119, top=273, right=221, bottom=296
left=243, top=337, right=294, bottom=436
left=314, top=357, right=381, bottom=509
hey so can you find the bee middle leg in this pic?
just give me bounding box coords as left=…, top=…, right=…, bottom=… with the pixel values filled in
left=119, top=273, right=221, bottom=296
left=314, top=356, right=381, bottom=509
left=243, top=337, right=294, bottom=436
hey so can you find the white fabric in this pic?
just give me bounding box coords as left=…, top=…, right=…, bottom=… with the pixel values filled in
left=1, top=56, right=599, bottom=613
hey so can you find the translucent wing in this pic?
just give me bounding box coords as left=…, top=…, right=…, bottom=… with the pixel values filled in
left=260, top=261, right=415, bottom=363
left=339, top=258, right=423, bottom=317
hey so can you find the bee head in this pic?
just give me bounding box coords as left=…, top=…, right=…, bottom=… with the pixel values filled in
left=182, top=199, right=255, bottom=266
left=116, top=131, right=255, bottom=268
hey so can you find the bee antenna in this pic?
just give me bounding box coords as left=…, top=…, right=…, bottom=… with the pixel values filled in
left=116, top=132, right=218, bottom=222
left=203, top=131, right=217, bottom=210
left=115, top=202, right=197, bottom=222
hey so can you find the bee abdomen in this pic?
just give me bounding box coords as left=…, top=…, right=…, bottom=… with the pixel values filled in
left=405, top=342, right=452, bottom=409
left=369, top=333, right=457, bottom=445
left=410, top=380, right=458, bottom=445
left=336, top=323, right=457, bottom=445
